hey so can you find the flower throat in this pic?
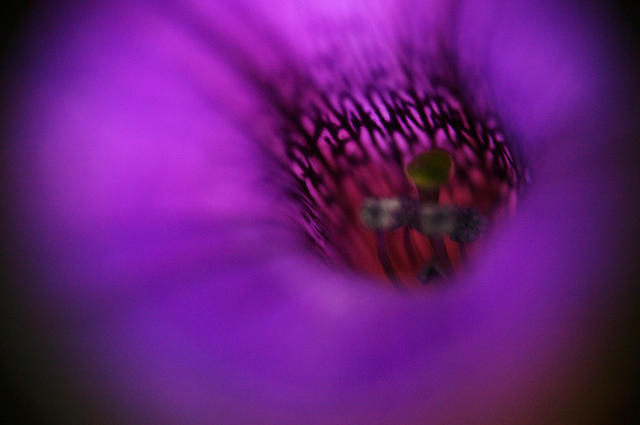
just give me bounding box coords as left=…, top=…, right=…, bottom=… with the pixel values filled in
left=268, top=65, right=524, bottom=287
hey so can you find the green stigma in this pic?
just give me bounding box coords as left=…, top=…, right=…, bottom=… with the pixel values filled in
left=405, top=149, right=453, bottom=189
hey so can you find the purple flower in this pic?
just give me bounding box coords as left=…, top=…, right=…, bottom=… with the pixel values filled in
left=4, top=0, right=638, bottom=423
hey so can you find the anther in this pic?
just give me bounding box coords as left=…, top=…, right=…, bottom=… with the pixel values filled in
left=360, top=198, right=405, bottom=231
left=415, top=205, right=486, bottom=242
left=360, top=198, right=418, bottom=231
left=449, top=207, right=486, bottom=243
left=416, top=205, right=458, bottom=235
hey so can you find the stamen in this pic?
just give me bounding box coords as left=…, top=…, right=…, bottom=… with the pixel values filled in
left=359, top=148, right=490, bottom=285
left=409, top=150, right=454, bottom=275
left=449, top=208, right=485, bottom=263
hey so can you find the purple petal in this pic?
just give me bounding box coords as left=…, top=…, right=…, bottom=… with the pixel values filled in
left=4, top=1, right=638, bottom=423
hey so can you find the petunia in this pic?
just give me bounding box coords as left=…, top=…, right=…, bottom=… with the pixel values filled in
left=3, top=0, right=639, bottom=423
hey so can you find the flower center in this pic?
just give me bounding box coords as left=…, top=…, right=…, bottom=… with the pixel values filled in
left=362, top=150, right=488, bottom=284
left=268, top=66, right=524, bottom=287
